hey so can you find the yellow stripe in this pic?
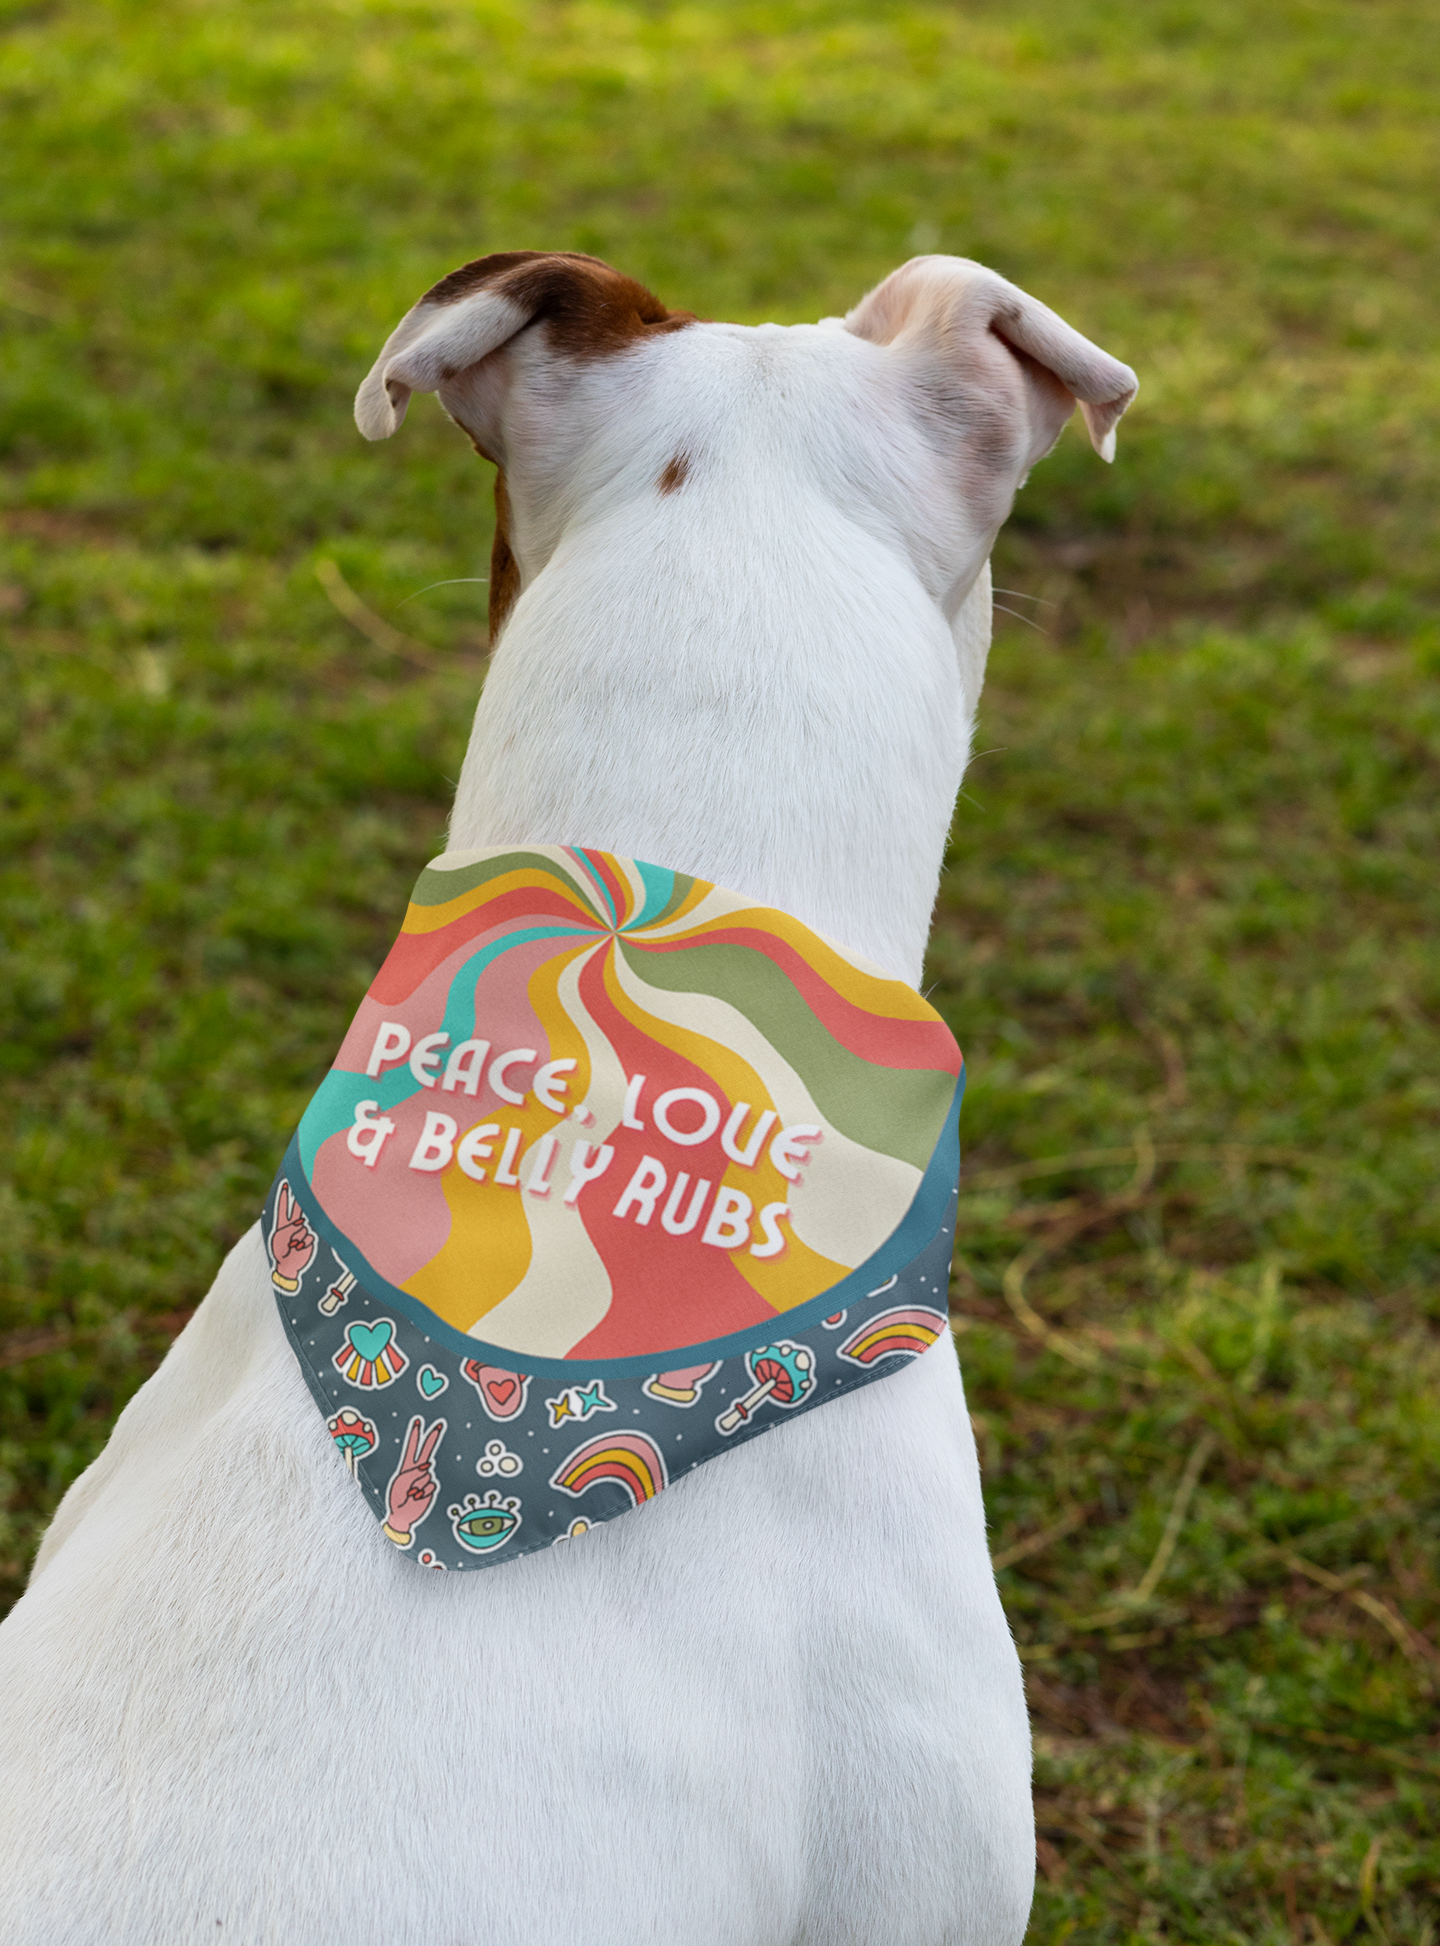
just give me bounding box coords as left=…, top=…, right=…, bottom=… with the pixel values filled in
left=856, top=1323, right=938, bottom=1354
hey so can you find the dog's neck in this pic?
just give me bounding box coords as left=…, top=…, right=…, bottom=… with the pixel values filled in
left=446, top=512, right=989, bottom=988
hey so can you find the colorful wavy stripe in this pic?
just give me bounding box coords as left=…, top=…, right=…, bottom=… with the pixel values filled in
left=296, top=846, right=962, bottom=1357
left=549, top=1431, right=669, bottom=1505
left=837, top=1307, right=943, bottom=1367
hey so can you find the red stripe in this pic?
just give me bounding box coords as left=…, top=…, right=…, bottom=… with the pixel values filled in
left=566, top=947, right=778, bottom=1358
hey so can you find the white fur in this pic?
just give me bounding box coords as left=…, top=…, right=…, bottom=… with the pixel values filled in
left=0, top=256, right=1134, bottom=1944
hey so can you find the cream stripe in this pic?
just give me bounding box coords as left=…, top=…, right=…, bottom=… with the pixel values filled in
left=472, top=942, right=617, bottom=1356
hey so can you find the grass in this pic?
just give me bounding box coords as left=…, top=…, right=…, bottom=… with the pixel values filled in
left=1, top=1, right=1437, bottom=1938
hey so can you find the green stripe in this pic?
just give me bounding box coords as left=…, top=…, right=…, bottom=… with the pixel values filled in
left=409, top=850, right=596, bottom=912
left=619, top=938, right=952, bottom=1171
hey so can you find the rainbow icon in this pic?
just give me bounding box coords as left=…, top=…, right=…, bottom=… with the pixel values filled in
left=549, top=1431, right=669, bottom=1507
left=838, top=1307, right=943, bottom=1367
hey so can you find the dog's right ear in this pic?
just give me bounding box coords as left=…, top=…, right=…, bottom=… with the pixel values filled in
left=355, top=251, right=693, bottom=444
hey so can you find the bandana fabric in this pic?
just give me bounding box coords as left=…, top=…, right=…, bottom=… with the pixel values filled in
left=265, top=847, right=963, bottom=1570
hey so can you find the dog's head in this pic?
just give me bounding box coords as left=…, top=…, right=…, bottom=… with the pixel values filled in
left=357, top=250, right=1136, bottom=647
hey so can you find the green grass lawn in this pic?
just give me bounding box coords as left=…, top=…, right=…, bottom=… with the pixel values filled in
left=2, top=1, right=1437, bottom=1938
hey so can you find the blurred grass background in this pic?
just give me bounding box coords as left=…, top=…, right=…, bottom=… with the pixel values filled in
left=1, top=1, right=1437, bottom=1938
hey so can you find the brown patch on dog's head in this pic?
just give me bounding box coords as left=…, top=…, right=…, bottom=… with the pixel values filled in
left=420, top=251, right=695, bottom=360
left=657, top=452, right=690, bottom=495
left=357, top=251, right=696, bottom=442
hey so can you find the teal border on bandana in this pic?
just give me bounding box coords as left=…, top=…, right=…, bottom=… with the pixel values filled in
left=272, top=1068, right=962, bottom=1382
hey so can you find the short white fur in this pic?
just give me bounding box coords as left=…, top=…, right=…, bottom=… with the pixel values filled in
left=0, top=254, right=1134, bottom=1945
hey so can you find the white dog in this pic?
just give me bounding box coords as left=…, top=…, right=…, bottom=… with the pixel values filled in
left=0, top=252, right=1134, bottom=1944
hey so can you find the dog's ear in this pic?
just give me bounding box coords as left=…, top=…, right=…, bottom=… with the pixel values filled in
left=844, top=256, right=1137, bottom=466
left=355, top=251, right=694, bottom=444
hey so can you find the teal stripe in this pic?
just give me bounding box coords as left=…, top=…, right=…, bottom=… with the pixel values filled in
left=631, top=859, right=676, bottom=928
left=642, top=868, right=697, bottom=928
left=298, top=1065, right=420, bottom=1176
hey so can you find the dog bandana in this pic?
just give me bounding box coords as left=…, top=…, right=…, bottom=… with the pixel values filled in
left=265, top=847, right=963, bottom=1570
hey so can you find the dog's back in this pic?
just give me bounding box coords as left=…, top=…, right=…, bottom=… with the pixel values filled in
left=0, top=252, right=1134, bottom=1945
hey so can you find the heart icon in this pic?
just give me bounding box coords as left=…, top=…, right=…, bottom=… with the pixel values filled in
left=461, top=1359, right=529, bottom=1420
left=347, top=1319, right=394, bottom=1363
left=418, top=1365, right=447, bottom=1400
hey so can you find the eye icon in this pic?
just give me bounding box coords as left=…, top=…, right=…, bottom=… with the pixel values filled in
left=448, top=1490, right=522, bottom=1554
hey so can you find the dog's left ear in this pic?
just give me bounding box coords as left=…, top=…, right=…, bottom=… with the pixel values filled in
left=355, top=250, right=693, bottom=446
left=844, top=255, right=1137, bottom=466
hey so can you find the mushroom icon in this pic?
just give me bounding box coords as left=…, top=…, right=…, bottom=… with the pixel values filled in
left=326, top=1407, right=378, bottom=1475
left=715, top=1341, right=816, bottom=1436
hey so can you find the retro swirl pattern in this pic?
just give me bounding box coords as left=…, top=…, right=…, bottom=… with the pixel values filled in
left=292, top=848, right=963, bottom=1363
